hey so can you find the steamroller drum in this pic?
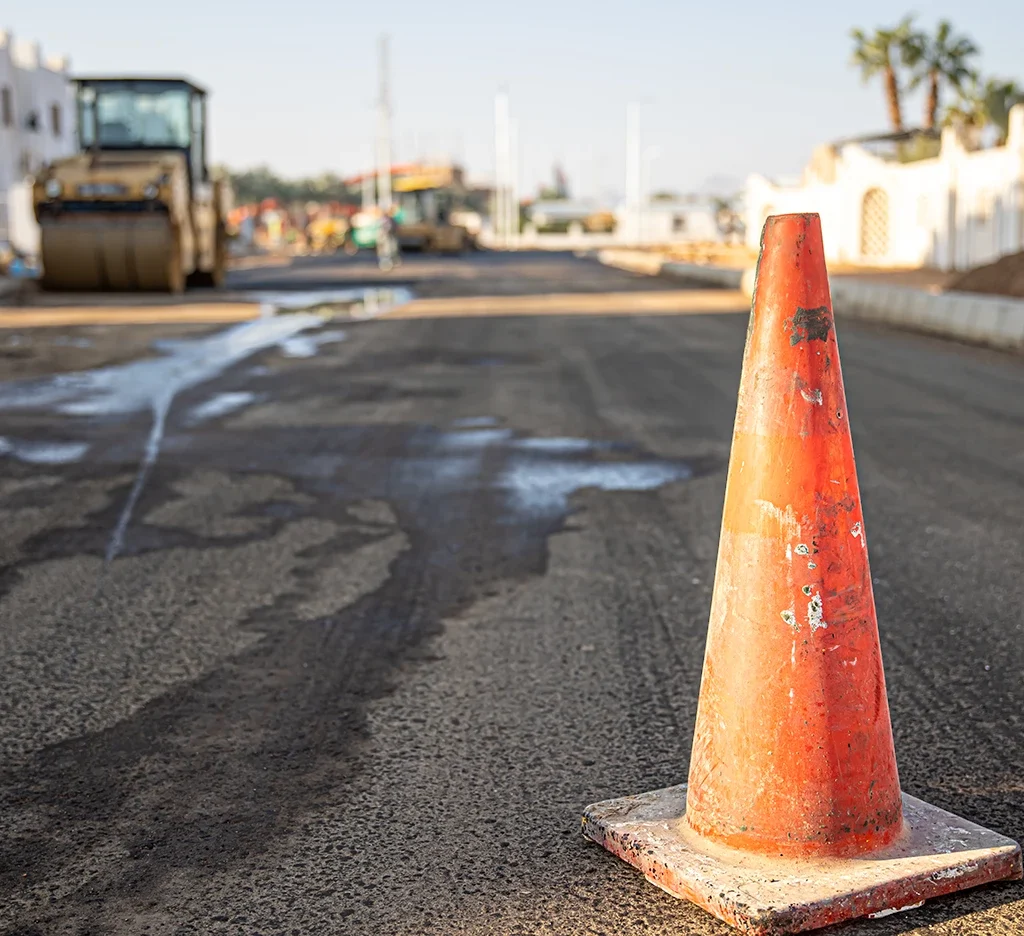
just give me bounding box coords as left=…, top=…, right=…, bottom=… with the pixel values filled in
left=39, top=216, right=184, bottom=293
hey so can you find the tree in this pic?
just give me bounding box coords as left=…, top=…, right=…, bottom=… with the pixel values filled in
left=849, top=16, right=918, bottom=132
left=905, top=20, right=978, bottom=129
left=983, top=78, right=1024, bottom=144
left=222, top=165, right=361, bottom=206
left=945, top=76, right=1024, bottom=146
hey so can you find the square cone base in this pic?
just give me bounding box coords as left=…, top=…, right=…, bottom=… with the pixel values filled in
left=583, top=784, right=1021, bottom=935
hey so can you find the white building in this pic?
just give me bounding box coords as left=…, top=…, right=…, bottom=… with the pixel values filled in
left=0, top=30, right=74, bottom=254
left=615, top=197, right=726, bottom=245
left=745, top=105, right=1024, bottom=272
left=641, top=198, right=723, bottom=244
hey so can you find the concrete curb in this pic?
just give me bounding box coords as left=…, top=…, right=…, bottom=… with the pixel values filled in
left=830, top=279, right=1024, bottom=351
left=598, top=249, right=1024, bottom=352
left=597, top=250, right=756, bottom=295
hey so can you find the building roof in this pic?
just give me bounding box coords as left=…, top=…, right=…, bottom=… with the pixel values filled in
left=73, top=76, right=208, bottom=95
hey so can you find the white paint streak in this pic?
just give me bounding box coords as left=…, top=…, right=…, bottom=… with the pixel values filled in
left=279, top=329, right=348, bottom=358
left=786, top=543, right=793, bottom=561
left=187, top=391, right=257, bottom=425
left=755, top=499, right=800, bottom=538
left=0, top=436, right=89, bottom=464
left=808, top=592, right=827, bottom=632
left=0, top=314, right=330, bottom=563
left=852, top=521, right=865, bottom=546
left=791, top=640, right=797, bottom=666
left=106, top=388, right=171, bottom=562
left=800, top=388, right=823, bottom=405
left=842, top=657, right=859, bottom=667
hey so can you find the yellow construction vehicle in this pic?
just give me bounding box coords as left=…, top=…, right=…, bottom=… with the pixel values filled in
left=392, top=165, right=472, bottom=253
left=33, top=76, right=228, bottom=292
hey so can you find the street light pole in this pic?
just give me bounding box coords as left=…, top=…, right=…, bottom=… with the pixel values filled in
left=642, top=145, right=661, bottom=244
left=625, top=103, right=640, bottom=245
left=494, top=90, right=510, bottom=247
left=362, top=145, right=374, bottom=210
left=509, top=117, right=519, bottom=247
left=376, top=35, right=392, bottom=212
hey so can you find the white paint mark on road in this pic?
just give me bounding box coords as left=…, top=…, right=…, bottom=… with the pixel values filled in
left=0, top=436, right=89, bottom=464
left=248, top=287, right=413, bottom=319
left=279, top=329, right=348, bottom=358
left=0, top=313, right=326, bottom=561
left=500, top=460, right=690, bottom=516
left=187, top=392, right=257, bottom=425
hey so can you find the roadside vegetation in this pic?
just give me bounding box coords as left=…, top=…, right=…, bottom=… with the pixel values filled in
left=850, top=16, right=1022, bottom=145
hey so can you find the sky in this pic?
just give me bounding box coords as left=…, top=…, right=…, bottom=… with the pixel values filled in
left=10, top=0, right=1023, bottom=200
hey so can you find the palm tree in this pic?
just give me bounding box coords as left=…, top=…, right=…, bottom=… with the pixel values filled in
left=944, top=75, right=988, bottom=147
left=849, top=17, right=918, bottom=132
left=945, top=77, right=1024, bottom=147
left=983, top=79, right=1024, bottom=144
left=905, top=20, right=978, bottom=129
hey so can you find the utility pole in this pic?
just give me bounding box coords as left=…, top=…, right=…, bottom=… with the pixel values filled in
left=361, top=145, right=374, bottom=210
left=625, top=103, right=640, bottom=245
left=376, top=35, right=392, bottom=211
left=494, top=91, right=510, bottom=246
left=508, top=117, right=519, bottom=246
left=642, top=145, right=661, bottom=244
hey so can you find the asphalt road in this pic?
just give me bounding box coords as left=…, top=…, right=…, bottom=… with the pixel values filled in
left=0, top=251, right=1022, bottom=936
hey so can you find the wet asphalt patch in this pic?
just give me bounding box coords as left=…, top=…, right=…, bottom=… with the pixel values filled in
left=0, top=320, right=721, bottom=931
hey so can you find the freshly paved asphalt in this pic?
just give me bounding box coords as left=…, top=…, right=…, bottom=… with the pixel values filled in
left=0, top=251, right=1022, bottom=935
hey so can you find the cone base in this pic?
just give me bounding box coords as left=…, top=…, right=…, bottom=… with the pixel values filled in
left=582, top=785, right=1021, bottom=935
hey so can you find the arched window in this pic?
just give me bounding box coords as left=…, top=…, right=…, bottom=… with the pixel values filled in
left=860, top=188, right=890, bottom=259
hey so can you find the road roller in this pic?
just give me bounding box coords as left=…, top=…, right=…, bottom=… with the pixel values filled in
left=33, top=76, right=228, bottom=292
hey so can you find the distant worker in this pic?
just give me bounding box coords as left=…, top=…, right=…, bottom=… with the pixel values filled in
left=376, top=205, right=402, bottom=271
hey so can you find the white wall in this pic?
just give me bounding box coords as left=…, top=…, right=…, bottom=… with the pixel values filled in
left=0, top=31, right=74, bottom=253
left=615, top=201, right=724, bottom=245
left=745, top=105, right=1024, bottom=272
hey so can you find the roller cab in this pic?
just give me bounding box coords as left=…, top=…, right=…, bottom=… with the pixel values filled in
left=34, top=77, right=227, bottom=292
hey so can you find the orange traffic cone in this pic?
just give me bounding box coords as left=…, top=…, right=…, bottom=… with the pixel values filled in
left=583, top=214, right=1021, bottom=934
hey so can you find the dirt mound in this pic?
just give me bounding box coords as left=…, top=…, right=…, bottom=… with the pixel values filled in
left=946, top=251, right=1024, bottom=298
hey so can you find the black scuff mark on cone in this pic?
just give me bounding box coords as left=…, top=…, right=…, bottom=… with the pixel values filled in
left=787, top=306, right=832, bottom=346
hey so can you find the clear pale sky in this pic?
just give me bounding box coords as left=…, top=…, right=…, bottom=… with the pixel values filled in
left=11, top=0, right=1022, bottom=199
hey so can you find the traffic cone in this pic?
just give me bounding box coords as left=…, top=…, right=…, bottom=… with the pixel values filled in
left=582, top=214, right=1021, bottom=934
